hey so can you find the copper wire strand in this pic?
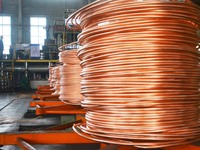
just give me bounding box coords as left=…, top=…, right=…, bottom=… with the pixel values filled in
left=66, top=0, right=200, bottom=148
left=59, top=49, right=83, bottom=105
left=58, top=42, right=78, bottom=52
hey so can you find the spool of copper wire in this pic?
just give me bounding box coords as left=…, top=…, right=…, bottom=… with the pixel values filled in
left=49, top=66, right=56, bottom=89
left=58, top=47, right=83, bottom=105
left=66, top=0, right=200, bottom=148
left=51, top=66, right=60, bottom=95
left=48, top=66, right=53, bottom=87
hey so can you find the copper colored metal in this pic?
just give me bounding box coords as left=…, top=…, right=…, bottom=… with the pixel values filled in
left=48, top=66, right=54, bottom=88
left=59, top=49, right=83, bottom=105
left=66, top=0, right=200, bottom=149
left=51, top=66, right=60, bottom=95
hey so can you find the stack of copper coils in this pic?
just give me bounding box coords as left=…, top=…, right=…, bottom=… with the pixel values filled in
left=66, top=0, right=200, bottom=149
left=58, top=44, right=83, bottom=105
left=51, top=66, right=60, bottom=95
left=48, top=66, right=54, bottom=88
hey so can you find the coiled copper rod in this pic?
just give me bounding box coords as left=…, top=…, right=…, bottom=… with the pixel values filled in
left=67, top=0, right=200, bottom=148
left=48, top=66, right=54, bottom=88
left=51, top=65, right=60, bottom=95
left=59, top=48, right=83, bottom=105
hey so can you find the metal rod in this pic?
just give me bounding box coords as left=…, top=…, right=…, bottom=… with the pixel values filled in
left=16, top=138, right=36, bottom=150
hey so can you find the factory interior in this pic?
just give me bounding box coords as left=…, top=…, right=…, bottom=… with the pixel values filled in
left=1, top=0, right=200, bottom=150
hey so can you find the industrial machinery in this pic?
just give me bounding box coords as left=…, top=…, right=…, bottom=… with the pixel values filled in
left=0, top=43, right=58, bottom=91
left=0, top=9, right=80, bottom=91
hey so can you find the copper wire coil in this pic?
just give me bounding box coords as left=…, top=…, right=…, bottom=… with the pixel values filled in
left=59, top=49, right=81, bottom=64
left=59, top=49, right=83, bottom=105
left=48, top=66, right=54, bottom=87
left=48, top=66, right=53, bottom=82
left=49, top=67, right=56, bottom=88
left=59, top=51, right=65, bottom=63
left=73, top=123, right=200, bottom=149
left=51, top=66, right=60, bottom=95
left=66, top=0, right=200, bottom=148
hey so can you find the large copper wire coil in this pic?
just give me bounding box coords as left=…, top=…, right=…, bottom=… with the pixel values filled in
left=59, top=51, right=65, bottom=63
left=59, top=49, right=83, bottom=105
left=48, top=66, right=54, bottom=87
left=51, top=66, right=60, bottom=95
left=59, top=50, right=81, bottom=65
left=66, top=0, right=200, bottom=148
left=50, top=67, right=56, bottom=88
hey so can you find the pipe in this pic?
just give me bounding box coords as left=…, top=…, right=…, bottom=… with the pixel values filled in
left=18, top=0, right=22, bottom=43
left=4, top=66, right=48, bottom=72
left=27, top=66, right=49, bottom=72
left=16, top=138, right=36, bottom=150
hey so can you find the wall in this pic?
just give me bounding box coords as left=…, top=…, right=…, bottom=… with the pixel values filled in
left=0, top=0, right=92, bottom=48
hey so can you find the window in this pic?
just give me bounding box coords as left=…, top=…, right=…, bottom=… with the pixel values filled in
left=0, top=16, right=11, bottom=54
left=30, top=17, right=46, bottom=49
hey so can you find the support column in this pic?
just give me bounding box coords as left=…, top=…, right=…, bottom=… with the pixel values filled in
left=18, top=0, right=22, bottom=43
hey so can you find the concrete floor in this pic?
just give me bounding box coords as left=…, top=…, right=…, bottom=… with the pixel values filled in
left=0, top=93, right=31, bottom=133
left=0, top=93, right=100, bottom=150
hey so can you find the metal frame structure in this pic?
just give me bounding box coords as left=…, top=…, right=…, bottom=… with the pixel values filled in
left=31, top=94, right=59, bottom=101
left=30, top=100, right=64, bottom=107
left=0, top=131, right=97, bottom=146
left=36, top=104, right=86, bottom=115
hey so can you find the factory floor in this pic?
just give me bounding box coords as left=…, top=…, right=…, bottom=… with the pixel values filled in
left=0, top=92, right=100, bottom=150
left=2, top=93, right=200, bottom=150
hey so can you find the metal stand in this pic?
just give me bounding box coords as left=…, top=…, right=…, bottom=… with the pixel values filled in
left=36, top=104, right=85, bottom=115
left=30, top=100, right=64, bottom=107
left=0, top=131, right=97, bottom=149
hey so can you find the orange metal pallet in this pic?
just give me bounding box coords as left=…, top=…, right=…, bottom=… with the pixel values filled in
left=30, top=100, right=64, bottom=107
left=31, top=94, right=59, bottom=101
left=39, top=94, right=59, bottom=101
left=0, top=131, right=97, bottom=146
left=37, top=89, right=53, bottom=93
left=35, top=91, right=53, bottom=95
left=36, top=104, right=86, bottom=115
left=37, top=85, right=50, bottom=90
